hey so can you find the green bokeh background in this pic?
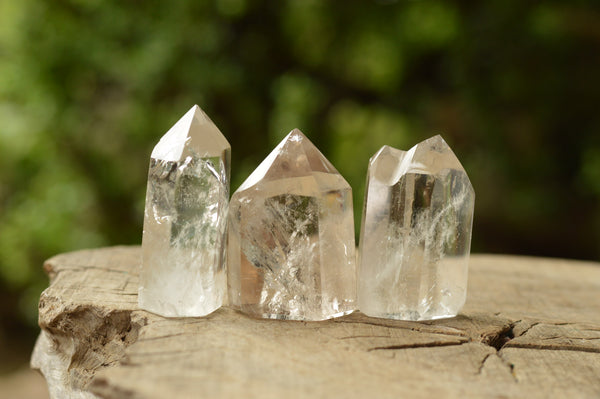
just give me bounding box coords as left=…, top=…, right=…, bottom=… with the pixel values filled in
left=1, top=0, right=599, bottom=368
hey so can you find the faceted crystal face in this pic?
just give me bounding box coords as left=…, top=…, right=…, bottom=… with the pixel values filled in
left=228, top=129, right=356, bottom=321
left=139, top=105, right=230, bottom=317
left=358, top=135, right=474, bottom=321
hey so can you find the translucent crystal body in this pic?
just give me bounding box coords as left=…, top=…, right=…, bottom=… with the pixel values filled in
left=139, top=105, right=230, bottom=317
left=358, top=135, right=474, bottom=321
left=228, top=129, right=356, bottom=320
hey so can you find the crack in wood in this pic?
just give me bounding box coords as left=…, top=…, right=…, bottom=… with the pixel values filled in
left=475, top=322, right=518, bottom=381
left=514, top=321, right=540, bottom=338
left=539, top=336, right=600, bottom=341
left=337, top=319, right=469, bottom=337
left=505, top=343, right=600, bottom=354
left=497, top=352, right=517, bottom=382
left=367, top=340, right=468, bottom=352
left=481, top=322, right=515, bottom=350
left=476, top=353, right=493, bottom=375
left=476, top=350, right=517, bottom=381
left=137, top=332, right=189, bottom=342
left=339, top=335, right=394, bottom=340
left=509, top=321, right=600, bottom=353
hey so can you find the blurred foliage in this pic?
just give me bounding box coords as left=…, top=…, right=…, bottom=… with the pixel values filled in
left=0, top=0, right=599, bottom=335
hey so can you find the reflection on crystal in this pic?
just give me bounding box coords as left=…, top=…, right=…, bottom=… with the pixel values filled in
left=139, top=105, right=230, bottom=317
left=228, top=129, right=356, bottom=321
left=358, top=135, right=474, bottom=321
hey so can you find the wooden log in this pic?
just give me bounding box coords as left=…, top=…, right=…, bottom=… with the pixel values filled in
left=31, top=246, right=600, bottom=398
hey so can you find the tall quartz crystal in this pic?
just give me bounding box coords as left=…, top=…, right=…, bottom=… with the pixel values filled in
left=139, top=105, right=230, bottom=317
left=358, top=135, right=474, bottom=321
left=228, top=129, right=356, bottom=321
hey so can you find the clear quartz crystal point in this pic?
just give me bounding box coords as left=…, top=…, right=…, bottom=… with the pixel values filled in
left=228, top=129, right=356, bottom=321
left=139, top=105, right=230, bottom=317
left=358, top=135, right=474, bottom=321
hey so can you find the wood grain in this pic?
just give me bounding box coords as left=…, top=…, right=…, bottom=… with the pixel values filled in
left=31, top=246, right=600, bottom=398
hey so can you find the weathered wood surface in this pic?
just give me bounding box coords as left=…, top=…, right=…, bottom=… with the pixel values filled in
left=31, top=246, right=600, bottom=399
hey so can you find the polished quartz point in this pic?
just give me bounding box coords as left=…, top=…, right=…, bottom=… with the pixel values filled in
left=139, top=105, right=230, bottom=317
left=228, top=129, right=356, bottom=321
left=358, top=135, right=474, bottom=321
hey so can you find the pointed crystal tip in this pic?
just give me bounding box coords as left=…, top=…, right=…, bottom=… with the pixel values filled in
left=237, top=128, right=339, bottom=192
left=287, top=128, right=304, bottom=142
left=151, top=105, right=230, bottom=162
left=410, top=134, right=466, bottom=175
left=370, top=135, right=469, bottom=186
